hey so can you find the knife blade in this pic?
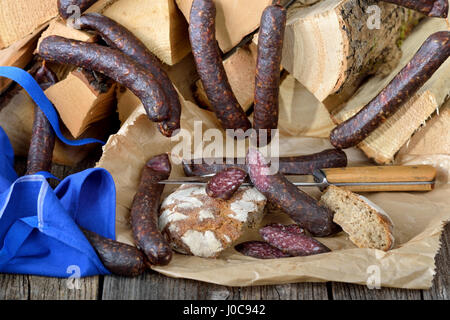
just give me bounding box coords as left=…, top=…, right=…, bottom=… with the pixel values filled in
left=159, top=165, right=437, bottom=192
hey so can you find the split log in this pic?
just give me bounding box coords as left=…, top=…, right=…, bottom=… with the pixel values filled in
left=282, top=0, right=422, bottom=102
left=278, top=74, right=335, bottom=138
left=0, top=25, right=47, bottom=94
left=0, top=84, right=111, bottom=166
left=397, top=101, right=450, bottom=157
left=36, top=18, right=97, bottom=51
left=117, top=52, right=200, bottom=124
left=176, top=0, right=274, bottom=54
left=40, top=0, right=191, bottom=66
left=0, top=0, right=58, bottom=49
left=395, top=100, right=450, bottom=182
left=96, top=0, right=190, bottom=65
left=44, top=69, right=116, bottom=138
left=332, top=18, right=450, bottom=164
left=193, top=43, right=258, bottom=112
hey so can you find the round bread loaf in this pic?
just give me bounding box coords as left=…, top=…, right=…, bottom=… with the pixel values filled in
left=159, top=184, right=267, bottom=258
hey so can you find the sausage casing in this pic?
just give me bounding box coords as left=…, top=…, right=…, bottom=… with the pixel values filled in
left=253, top=5, right=286, bottom=146
left=246, top=148, right=341, bottom=237
left=381, top=0, right=448, bottom=18
left=58, top=0, right=98, bottom=19
left=260, top=224, right=331, bottom=257
left=183, top=149, right=347, bottom=176
left=130, top=154, right=173, bottom=266
left=189, top=0, right=251, bottom=133
left=330, top=31, right=450, bottom=149
left=82, top=228, right=148, bottom=277
left=26, top=64, right=58, bottom=175
left=38, top=35, right=170, bottom=123
left=78, top=13, right=181, bottom=137
left=235, top=241, right=291, bottom=259
left=206, top=167, right=247, bottom=200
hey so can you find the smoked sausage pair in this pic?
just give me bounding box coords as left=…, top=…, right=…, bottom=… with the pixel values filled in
left=236, top=223, right=330, bottom=259
left=44, top=3, right=181, bottom=137
left=189, top=0, right=286, bottom=145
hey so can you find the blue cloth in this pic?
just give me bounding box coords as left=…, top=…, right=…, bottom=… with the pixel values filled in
left=0, top=127, right=116, bottom=277
left=0, top=66, right=104, bottom=146
left=0, top=66, right=116, bottom=277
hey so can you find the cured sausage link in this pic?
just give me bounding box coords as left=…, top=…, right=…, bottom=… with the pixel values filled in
left=380, top=0, right=448, bottom=18
left=78, top=13, right=181, bottom=137
left=330, top=31, right=450, bottom=149
left=26, top=64, right=58, bottom=175
left=246, top=148, right=341, bottom=237
left=264, top=223, right=306, bottom=236
left=182, top=149, right=347, bottom=176
left=38, top=36, right=170, bottom=123
left=260, top=225, right=331, bottom=257
left=131, top=154, right=173, bottom=266
left=253, top=5, right=286, bottom=146
left=206, top=167, right=247, bottom=200
left=235, top=241, right=291, bottom=259
left=82, top=228, right=149, bottom=277
left=189, top=0, right=252, bottom=133
left=58, top=0, right=98, bottom=19
left=271, top=149, right=347, bottom=175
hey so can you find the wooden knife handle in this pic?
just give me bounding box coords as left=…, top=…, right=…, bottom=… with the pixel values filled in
left=321, top=165, right=436, bottom=192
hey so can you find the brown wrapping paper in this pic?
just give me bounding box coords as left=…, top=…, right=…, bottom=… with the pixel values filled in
left=96, top=92, right=450, bottom=289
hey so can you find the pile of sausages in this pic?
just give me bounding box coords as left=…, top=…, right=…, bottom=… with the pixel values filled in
left=189, top=0, right=286, bottom=145
left=236, top=223, right=330, bottom=259
left=40, top=1, right=181, bottom=137
left=25, top=0, right=450, bottom=272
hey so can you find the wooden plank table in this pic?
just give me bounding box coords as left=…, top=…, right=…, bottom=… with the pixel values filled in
left=0, top=147, right=448, bottom=300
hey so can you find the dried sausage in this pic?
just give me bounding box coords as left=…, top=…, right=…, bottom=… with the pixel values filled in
left=253, top=5, right=286, bottom=146
left=182, top=149, right=347, bottom=176
left=246, top=148, right=341, bottom=237
left=81, top=228, right=148, bottom=277
left=26, top=64, right=57, bottom=175
left=330, top=31, right=450, bottom=149
left=381, top=0, right=448, bottom=18
left=189, top=0, right=251, bottom=133
left=58, top=0, right=98, bottom=19
left=78, top=13, right=181, bottom=137
left=263, top=223, right=306, bottom=236
left=130, top=154, right=173, bottom=266
left=206, top=167, right=247, bottom=200
left=183, top=159, right=246, bottom=177
left=260, top=224, right=331, bottom=257
left=270, top=149, right=347, bottom=175
left=38, top=35, right=170, bottom=123
left=235, top=241, right=291, bottom=259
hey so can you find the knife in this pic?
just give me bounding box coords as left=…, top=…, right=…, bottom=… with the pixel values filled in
left=159, top=165, right=437, bottom=192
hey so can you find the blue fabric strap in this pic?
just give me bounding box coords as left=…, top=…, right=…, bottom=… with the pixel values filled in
left=0, top=66, right=104, bottom=146
left=0, top=127, right=116, bottom=277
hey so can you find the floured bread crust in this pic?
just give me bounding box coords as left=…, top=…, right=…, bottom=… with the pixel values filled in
left=159, top=185, right=267, bottom=258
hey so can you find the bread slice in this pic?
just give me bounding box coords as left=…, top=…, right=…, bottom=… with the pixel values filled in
left=320, top=186, right=394, bottom=251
